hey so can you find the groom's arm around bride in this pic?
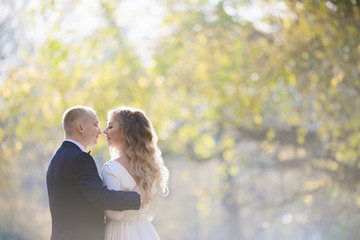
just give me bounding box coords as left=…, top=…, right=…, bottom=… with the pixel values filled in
left=72, top=149, right=140, bottom=210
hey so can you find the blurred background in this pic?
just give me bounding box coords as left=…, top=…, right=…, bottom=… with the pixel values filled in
left=1, top=0, right=360, bottom=239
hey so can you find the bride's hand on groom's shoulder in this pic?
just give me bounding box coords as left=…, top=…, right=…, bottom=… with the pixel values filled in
left=134, top=185, right=150, bottom=208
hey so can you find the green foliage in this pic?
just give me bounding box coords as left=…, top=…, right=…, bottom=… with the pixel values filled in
left=150, top=0, right=360, bottom=238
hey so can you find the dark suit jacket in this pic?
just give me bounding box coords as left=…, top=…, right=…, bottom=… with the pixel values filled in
left=46, top=141, right=140, bottom=240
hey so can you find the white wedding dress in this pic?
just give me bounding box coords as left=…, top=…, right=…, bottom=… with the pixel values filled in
left=101, top=160, right=161, bottom=240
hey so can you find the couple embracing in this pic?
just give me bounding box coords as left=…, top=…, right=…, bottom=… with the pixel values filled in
left=46, top=105, right=169, bottom=240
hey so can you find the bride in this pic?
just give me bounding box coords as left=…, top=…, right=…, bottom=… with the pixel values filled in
left=102, top=106, right=169, bottom=240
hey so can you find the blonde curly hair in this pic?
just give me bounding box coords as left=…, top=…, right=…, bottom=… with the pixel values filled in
left=108, top=106, right=169, bottom=197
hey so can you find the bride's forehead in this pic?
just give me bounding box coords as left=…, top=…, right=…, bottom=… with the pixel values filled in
left=108, top=114, right=117, bottom=121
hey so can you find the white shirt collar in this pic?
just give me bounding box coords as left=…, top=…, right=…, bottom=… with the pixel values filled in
left=64, top=139, right=85, bottom=152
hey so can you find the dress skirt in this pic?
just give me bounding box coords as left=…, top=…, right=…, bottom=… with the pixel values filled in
left=105, top=219, right=160, bottom=240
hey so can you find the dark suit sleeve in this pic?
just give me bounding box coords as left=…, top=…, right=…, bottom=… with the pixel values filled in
left=72, top=152, right=140, bottom=211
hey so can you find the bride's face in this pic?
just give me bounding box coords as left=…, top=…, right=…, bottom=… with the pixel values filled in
left=103, top=115, right=125, bottom=150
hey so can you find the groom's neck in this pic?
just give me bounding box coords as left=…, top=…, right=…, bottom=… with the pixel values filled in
left=65, top=136, right=87, bottom=150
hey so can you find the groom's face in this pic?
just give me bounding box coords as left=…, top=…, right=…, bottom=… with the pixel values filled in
left=83, top=111, right=102, bottom=148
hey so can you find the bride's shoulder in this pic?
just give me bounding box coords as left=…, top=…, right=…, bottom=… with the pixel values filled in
left=102, top=160, right=124, bottom=179
left=101, top=160, right=116, bottom=172
left=102, top=159, right=114, bottom=167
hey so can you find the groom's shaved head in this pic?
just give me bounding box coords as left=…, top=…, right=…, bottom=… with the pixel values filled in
left=62, top=106, right=96, bottom=136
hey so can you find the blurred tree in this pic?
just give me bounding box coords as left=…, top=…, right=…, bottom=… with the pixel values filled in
left=151, top=0, right=360, bottom=238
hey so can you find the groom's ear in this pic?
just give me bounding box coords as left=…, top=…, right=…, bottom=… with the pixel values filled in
left=75, top=122, right=84, bottom=134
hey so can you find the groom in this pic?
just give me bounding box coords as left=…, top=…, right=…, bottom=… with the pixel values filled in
left=46, top=106, right=144, bottom=240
